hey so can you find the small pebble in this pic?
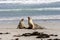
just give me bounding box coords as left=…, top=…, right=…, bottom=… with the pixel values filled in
left=21, top=33, right=31, bottom=36
left=5, top=32, right=10, bottom=34
left=15, top=38, right=19, bottom=40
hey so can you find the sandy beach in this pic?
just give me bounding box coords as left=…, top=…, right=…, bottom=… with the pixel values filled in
left=0, top=22, right=60, bottom=40
left=0, top=29, right=60, bottom=40
left=0, top=0, right=60, bottom=40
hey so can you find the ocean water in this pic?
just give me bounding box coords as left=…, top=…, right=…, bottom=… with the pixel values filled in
left=0, top=9, right=60, bottom=24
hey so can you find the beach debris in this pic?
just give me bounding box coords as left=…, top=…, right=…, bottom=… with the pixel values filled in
left=0, top=38, right=2, bottom=40
left=20, top=31, right=58, bottom=38
left=48, top=39, right=53, bottom=40
left=11, top=38, right=19, bottom=40
left=21, top=31, right=41, bottom=36
left=15, top=38, right=19, bottom=40
left=36, top=33, right=50, bottom=38
left=21, top=33, right=32, bottom=36
left=31, top=31, right=40, bottom=36
left=13, top=31, right=58, bottom=40
left=21, top=31, right=50, bottom=38
left=0, top=33, right=3, bottom=34
left=4, top=32, right=10, bottom=34
left=49, top=34, right=58, bottom=37
left=48, top=38, right=60, bottom=40
left=13, top=34, right=21, bottom=37
left=41, top=39, right=43, bottom=40
left=0, top=32, right=10, bottom=35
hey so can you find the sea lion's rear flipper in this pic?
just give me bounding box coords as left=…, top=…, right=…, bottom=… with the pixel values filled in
left=34, top=23, right=45, bottom=29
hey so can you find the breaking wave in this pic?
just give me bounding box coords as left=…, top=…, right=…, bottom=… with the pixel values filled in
left=0, top=8, right=60, bottom=11
left=0, top=15, right=60, bottom=21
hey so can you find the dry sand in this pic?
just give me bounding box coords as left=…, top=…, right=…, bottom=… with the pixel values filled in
left=0, top=22, right=60, bottom=40
left=0, top=29, right=60, bottom=40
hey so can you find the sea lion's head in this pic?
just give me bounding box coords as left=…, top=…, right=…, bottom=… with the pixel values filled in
left=28, top=17, right=30, bottom=19
left=21, top=19, right=24, bottom=21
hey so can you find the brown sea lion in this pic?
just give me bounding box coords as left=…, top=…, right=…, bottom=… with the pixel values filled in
left=28, top=17, right=45, bottom=29
left=17, top=19, right=26, bottom=29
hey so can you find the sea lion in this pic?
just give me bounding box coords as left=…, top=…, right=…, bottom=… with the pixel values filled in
left=28, top=17, right=45, bottom=29
left=17, top=19, right=26, bottom=29
left=28, top=17, right=35, bottom=29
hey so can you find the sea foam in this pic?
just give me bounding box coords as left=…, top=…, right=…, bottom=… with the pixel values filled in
left=0, top=8, right=60, bottom=11
left=0, top=15, right=60, bottom=21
